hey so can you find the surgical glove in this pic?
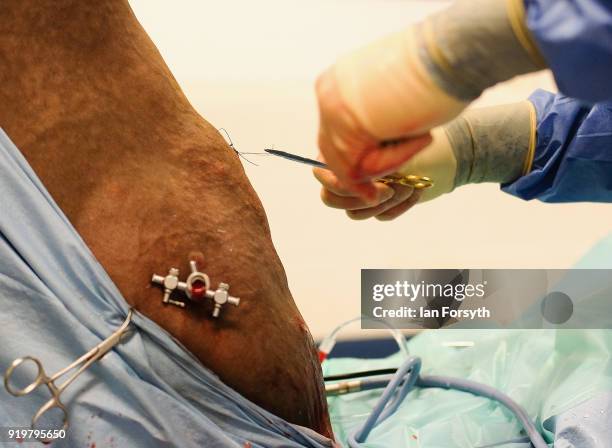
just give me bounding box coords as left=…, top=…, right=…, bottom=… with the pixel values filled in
left=316, top=0, right=546, bottom=198
left=396, top=127, right=457, bottom=204
left=314, top=101, right=537, bottom=220
left=313, top=165, right=423, bottom=222
left=400, top=100, right=537, bottom=204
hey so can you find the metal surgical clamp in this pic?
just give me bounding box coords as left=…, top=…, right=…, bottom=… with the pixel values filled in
left=3, top=310, right=133, bottom=443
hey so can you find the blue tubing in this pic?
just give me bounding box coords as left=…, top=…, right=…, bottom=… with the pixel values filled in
left=346, top=357, right=549, bottom=448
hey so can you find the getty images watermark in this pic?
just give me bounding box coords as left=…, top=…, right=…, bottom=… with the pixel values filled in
left=361, top=269, right=611, bottom=329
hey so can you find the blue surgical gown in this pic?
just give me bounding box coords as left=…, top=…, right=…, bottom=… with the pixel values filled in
left=502, top=90, right=612, bottom=202
left=502, top=0, right=612, bottom=202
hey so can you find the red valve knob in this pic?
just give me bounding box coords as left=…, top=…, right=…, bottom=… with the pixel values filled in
left=190, top=279, right=207, bottom=302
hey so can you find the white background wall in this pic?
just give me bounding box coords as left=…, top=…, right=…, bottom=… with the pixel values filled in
left=129, top=0, right=612, bottom=339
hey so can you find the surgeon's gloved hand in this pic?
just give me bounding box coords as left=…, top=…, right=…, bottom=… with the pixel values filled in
left=315, top=101, right=537, bottom=220
left=313, top=164, right=423, bottom=221
left=314, top=127, right=455, bottom=221
left=316, top=0, right=546, bottom=199
left=313, top=128, right=452, bottom=221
